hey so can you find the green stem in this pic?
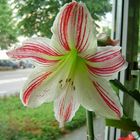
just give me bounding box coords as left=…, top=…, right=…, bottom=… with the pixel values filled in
left=86, top=110, right=94, bottom=140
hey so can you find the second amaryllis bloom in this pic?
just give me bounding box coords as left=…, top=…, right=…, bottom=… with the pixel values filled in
left=7, top=1, right=127, bottom=126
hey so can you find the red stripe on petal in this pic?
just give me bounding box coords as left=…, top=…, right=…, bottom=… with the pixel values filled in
left=88, top=51, right=120, bottom=62
left=7, top=43, right=60, bottom=65
left=64, top=102, right=73, bottom=121
left=86, top=50, right=112, bottom=60
left=93, top=82, right=121, bottom=118
left=79, top=28, right=90, bottom=52
left=75, top=5, right=90, bottom=53
left=59, top=97, right=65, bottom=117
left=23, top=72, right=51, bottom=105
left=60, top=7, right=69, bottom=50
left=79, top=36, right=90, bottom=52
left=23, top=43, right=61, bottom=56
left=77, top=14, right=88, bottom=51
left=30, top=56, right=58, bottom=64
left=7, top=48, right=58, bottom=65
left=76, top=6, right=84, bottom=49
left=92, top=49, right=114, bottom=58
left=87, top=56, right=125, bottom=76
left=63, top=6, right=71, bottom=50
left=59, top=96, right=73, bottom=122
left=59, top=2, right=77, bottom=51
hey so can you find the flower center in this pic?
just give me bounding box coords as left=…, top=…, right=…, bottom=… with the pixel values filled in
left=57, top=49, right=86, bottom=91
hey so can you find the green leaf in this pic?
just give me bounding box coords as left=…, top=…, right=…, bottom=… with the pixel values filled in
left=110, top=79, right=140, bottom=105
left=106, top=118, right=140, bottom=132
left=129, top=90, right=140, bottom=105
left=110, top=79, right=129, bottom=93
left=0, top=0, right=18, bottom=49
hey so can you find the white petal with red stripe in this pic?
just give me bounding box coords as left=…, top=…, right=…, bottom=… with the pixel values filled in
left=7, top=37, right=62, bottom=65
left=92, top=76, right=122, bottom=118
left=21, top=52, right=79, bottom=108
left=21, top=66, right=58, bottom=107
left=51, top=2, right=97, bottom=54
left=86, top=46, right=127, bottom=79
left=54, top=88, right=80, bottom=127
left=74, top=60, right=122, bottom=119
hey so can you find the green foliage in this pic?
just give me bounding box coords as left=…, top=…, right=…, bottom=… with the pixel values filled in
left=110, top=79, right=140, bottom=105
left=13, top=0, right=111, bottom=37
left=0, top=96, right=86, bottom=140
left=0, top=0, right=18, bottom=49
left=106, top=118, right=140, bottom=134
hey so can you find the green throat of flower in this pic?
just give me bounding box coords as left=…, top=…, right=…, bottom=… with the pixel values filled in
left=55, top=49, right=87, bottom=91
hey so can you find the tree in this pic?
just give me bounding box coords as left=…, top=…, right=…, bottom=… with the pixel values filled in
left=0, top=0, right=17, bottom=49
left=13, top=0, right=112, bottom=37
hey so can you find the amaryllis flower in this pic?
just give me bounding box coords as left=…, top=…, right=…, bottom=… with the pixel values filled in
left=7, top=1, right=127, bottom=126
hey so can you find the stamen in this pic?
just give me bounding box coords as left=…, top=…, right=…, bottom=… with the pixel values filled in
left=58, top=78, right=75, bottom=90
left=59, top=80, right=63, bottom=83
left=66, top=78, right=68, bottom=82
left=71, top=81, right=73, bottom=86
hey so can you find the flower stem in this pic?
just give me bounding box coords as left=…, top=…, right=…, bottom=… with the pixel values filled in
left=86, top=110, right=94, bottom=140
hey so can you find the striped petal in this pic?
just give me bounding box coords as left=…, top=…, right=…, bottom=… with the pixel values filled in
left=7, top=37, right=62, bottom=65
left=21, top=51, right=79, bottom=108
left=51, top=1, right=97, bottom=55
left=86, top=46, right=127, bottom=79
left=92, top=76, right=122, bottom=118
left=21, top=66, right=57, bottom=107
left=74, top=61, right=122, bottom=119
left=54, top=88, right=80, bottom=127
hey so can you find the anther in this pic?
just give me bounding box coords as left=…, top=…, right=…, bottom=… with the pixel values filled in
left=71, top=81, right=73, bottom=86
left=66, top=78, right=68, bottom=82
left=59, top=80, right=63, bottom=83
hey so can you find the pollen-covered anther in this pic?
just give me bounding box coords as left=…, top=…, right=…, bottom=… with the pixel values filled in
left=71, top=81, right=73, bottom=86
left=59, top=80, right=63, bottom=83
left=58, top=79, right=63, bottom=88
left=73, top=86, right=76, bottom=91
left=58, top=79, right=76, bottom=90
left=66, top=79, right=68, bottom=82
